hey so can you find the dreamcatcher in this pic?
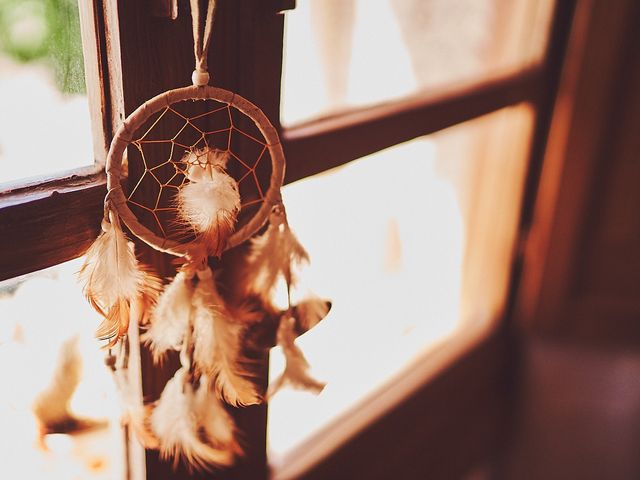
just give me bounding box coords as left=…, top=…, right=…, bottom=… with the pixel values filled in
left=79, top=0, right=330, bottom=470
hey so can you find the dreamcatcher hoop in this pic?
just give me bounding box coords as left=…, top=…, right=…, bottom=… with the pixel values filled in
left=105, top=85, right=285, bottom=258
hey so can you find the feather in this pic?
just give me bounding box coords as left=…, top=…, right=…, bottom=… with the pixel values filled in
left=192, top=267, right=261, bottom=407
left=95, top=299, right=130, bottom=348
left=193, top=375, right=242, bottom=456
left=227, top=301, right=265, bottom=326
left=183, top=147, right=229, bottom=172
left=243, top=206, right=309, bottom=301
left=141, top=271, right=194, bottom=363
left=150, top=368, right=234, bottom=470
left=31, top=336, right=82, bottom=428
left=112, top=367, right=159, bottom=449
left=293, top=297, right=332, bottom=334
left=178, top=148, right=240, bottom=257
left=138, top=270, right=164, bottom=326
left=268, top=314, right=325, bottom=398
left=79, top=218, right=146, bottom=345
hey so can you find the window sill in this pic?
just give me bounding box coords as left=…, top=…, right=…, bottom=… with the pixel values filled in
left=269, top=310, right=507, bottom=480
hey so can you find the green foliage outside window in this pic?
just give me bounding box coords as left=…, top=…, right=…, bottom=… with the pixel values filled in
left=0, top=0, right=85, bottom=94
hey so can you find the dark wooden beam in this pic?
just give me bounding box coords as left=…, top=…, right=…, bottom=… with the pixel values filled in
left=109, top=0, right=286, bottom=478
left=0, top=65, right=541, bottom=283
left=282, top=67, right=542, bottom=184
left=0, top=173, right=105, bottom=281
left=515, top=0, right=640, bottom=340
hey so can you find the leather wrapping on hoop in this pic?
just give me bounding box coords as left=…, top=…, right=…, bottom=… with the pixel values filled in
left=105, top=85, right=285, bottom=257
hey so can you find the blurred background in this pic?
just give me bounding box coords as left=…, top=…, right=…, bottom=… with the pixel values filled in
left=0, top=0, right=92, bottom=185
left=1, top=0, right=639, bottom=479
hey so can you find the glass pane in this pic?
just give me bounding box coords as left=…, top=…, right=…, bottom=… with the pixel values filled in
left=0, top=0, right=93, bottom=186
left=281, top=0, right=554, bottom=124
left=267, top=104, right=535, bottom=458
left=0, top=259, right=125, bottom=479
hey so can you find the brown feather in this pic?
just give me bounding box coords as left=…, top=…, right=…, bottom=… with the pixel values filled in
left=268, top=314, right=325, bottom=398
left=138, top=270, right=164, bottom=326
left=242, top=206, right=309, bottom=302
left=79, top=219, right=157, bottom=345
left=192, top=268, right=261, bottom=406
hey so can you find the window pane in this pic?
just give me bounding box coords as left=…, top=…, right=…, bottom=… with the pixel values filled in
left=281, top=0, right=554, bottom=124
left=267, top=104, right=534, bottom=459
left=0, top=0, right=93, bottom=186
left=0, top=259, right=125, bottom=479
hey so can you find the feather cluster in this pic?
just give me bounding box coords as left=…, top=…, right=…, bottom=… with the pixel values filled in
left=143, top=266, right=260, bottom=408
left=149, top=368, right=240, bottom=471
left=225, top=204, right=332, bottom=397
left=242, top=205, right=309, bottom=301
left=178, top=148, right=241, bottom=257
left=79, top=218, right=160, bottom=347
left=137, top=261, right=262, bottom=469
left=83, top=165, right=331, bottom=470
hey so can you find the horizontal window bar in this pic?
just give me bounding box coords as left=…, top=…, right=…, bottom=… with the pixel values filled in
left=282, top=67, right=542, bottom=184
left=0, top=174, right=105, bottom=281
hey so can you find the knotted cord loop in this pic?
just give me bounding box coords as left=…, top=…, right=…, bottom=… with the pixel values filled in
left=190, top=0, right=217, bottom=86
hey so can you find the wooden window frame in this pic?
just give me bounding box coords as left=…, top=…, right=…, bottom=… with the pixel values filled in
left=0, top=0, right=577, bottom=478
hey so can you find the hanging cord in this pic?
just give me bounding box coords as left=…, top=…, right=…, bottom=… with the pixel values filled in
left=190, top=0, right=217, bottom=86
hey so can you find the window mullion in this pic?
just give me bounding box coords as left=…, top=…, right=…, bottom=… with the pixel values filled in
left=107, top=1, right=286, bottom=478
left=282, top=67, right=542, bottom=184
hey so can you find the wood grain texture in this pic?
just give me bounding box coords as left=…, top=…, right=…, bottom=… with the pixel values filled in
left=0, top=175, right=105, bottom=281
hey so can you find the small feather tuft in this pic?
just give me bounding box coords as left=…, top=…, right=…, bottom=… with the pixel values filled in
left=95, top=299, right=130, bottom=348
left=177, top=148, right=240, bottom=257
left=243, top=206, right=309, bottom=302
left=268, top=314, right=325, bottom=398
left=192, top=268, right=261, bottom=407
left=138, top=270, right=164, bottom=326
left=79, top=219, right=147, bottom=345
left=193, top=375, right=243, bottom=456
left=141, top=271, right=194, bottom=363
left=293, top=297, right=332, bottom=334
left=150, top=369, right=235, bottom=471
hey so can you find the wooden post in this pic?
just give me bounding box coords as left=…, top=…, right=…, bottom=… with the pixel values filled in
left=102, top=1, right=286, bottom=478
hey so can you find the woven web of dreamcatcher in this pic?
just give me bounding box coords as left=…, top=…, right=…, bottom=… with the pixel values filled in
left=124, top=98, right=274, bottom=244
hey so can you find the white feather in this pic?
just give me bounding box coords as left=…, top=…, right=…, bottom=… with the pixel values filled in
left=268, top=315, right=325, bottom=398
left=179, top=173, right=240, bottom=229
left=150, top=368, right=234, bottom=470
left=79, top=219, right=146, bottom=345
left=244, top=207, right=309, bottom=301
left=192, top=268, right=261, bottom=407
left=191, top=290, right=216, bottom=373
left=80, top=220, right=143, bottom=309
left=178, top=149, right=240, bottom=256
left=141, top=272, right=193, bottom=363
left=193, top=375, right=241, bottom=455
